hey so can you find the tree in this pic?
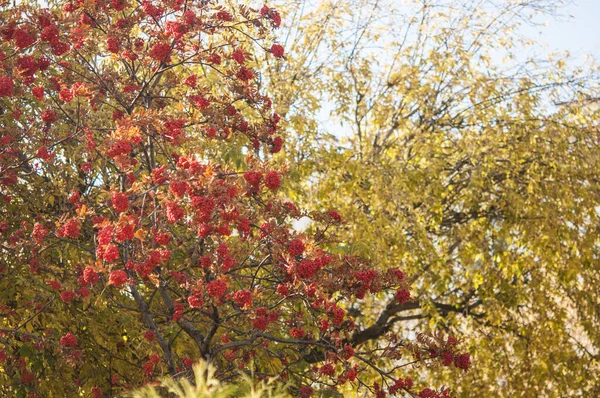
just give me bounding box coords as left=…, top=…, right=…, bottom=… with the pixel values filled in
left=131, top=359, right=290, bottom=398
left=0, top=1, right=470, bottom=397
left=261, top=0, right=600, bottom=396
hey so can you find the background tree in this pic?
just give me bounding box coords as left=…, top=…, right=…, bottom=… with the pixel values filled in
left=261, top=0, right=600, bottom=396
left=0, top=0, right=470, bottom=397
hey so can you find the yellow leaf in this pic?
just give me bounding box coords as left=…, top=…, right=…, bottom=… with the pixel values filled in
left=76, top=204, right=87, bottom=217
left=148, top=273, right=160, bottom=287
left=134, top=229, right=146, bottom=241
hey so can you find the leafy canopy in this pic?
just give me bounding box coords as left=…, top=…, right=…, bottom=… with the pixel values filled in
left=262, top=0, right=600, bottom=396
left=0, top=0, right=470, bottom=397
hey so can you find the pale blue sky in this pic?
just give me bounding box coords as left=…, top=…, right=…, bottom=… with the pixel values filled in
left=528, top=0, right=599, bottom=58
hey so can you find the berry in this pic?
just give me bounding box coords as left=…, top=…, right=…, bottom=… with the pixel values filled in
left=13, top=28, right=35, bottom=49
left=57, top=219, right=80, bottom=238
left=32, top=86, right=44, bottom=100
left=0, top=76, right=14, bottom=97
left=106, top=37, right=120, bottom=53
left=233, top=289, right=252, bottom=309
left=150, top=42, right=171, bottom=62
left=231, top=48, right=245, bottom=64
left=59, top=87, right=73, bottom=102
left=60, top=291, right=76, bottom=302
left=31, top=223, right=48, bottom=244
left=289, top=328, right=305, bottom=339
left=243, top=170, right=263, bottom=188
left=253, top=316, right=268, bottom=330
left=288, top=238, right=305, bottom=256
left=111, top=192, right=129, bottom=213
left=454, top=353, right=471, bottom=370
left=270, top=44, right=284, bottom=58
left=166, top=202, right=184, bottom=223
left=206, top=280, right=227, bottom=298
left=188, top=293, right=203, bottom=308
left=441, top=351, right=454, bottom=366
left=60, top=333, right=78, bottom=347
left=49, top=280, right=61, bottom=290
left=103, top=244, right=120, bottom=262
left=41, top=109, right=58, bottom=124
left=264, top=171, right=281, bottom=190
left=236, top=66, right=254, bottom=81
left=319, top=363, right=335, bottom=376
left=109, top=270, right=128, bottom=287
left=83, top=267, right=99, bottom=284
left=395, top=289, right=411, bottom=304
left=143, top=330, right=155, bottom=341
left=169, top=181, right=188, bottom=197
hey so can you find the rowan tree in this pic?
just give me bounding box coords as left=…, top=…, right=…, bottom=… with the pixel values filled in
left=260, top=0, right=600, bottom=396
left=0, top=0, right=469, bottom=397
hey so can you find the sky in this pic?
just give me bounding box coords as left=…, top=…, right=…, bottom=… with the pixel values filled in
left=526, top=0, right=600, bottom=58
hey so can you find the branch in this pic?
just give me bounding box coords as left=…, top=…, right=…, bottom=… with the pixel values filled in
left=350, top=300, right=421, bottom=345
left=303, top=295, right=483, bottom=365
left=129, top=283, right=176, bottom=374
left=157, top=282, right=206, bottom=357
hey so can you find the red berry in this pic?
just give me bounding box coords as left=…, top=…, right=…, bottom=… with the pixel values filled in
left=270, top=44, right=284, bottom=58
left=289, top=328, right=305, bottom=339
left=0, top=76, right=14, bottom=97
left=83, top=267, right=99, bottom=285
left=233, top=289, right=252, bottom=309
left=60, top=290, right=76, bottom=302
left=454, top=353, right=471, bottom=370
left=103, top=244, right=120, bottom=262
left=206, top=280, right=227, bottom=298
left=109, top=270, right=128, bottom=287
left=111, top=192, right=129, bottom=213
left=150, top=42, right=171, bottom=62
left=188, top=293, right=203, bottom=308
left=395, top=289, right=411, bottom=304
left=60, top=333, right=78, bottom=347
left=264, top=171, right=281, bottom=190
left=288, top=238, right=305, bottom=256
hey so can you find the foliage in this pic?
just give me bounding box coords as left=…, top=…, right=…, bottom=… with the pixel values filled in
left=130, top=359, right=290, bottom=398
left=0, top=0, right=470, bottom=397
left=261, top=0, right=600, bottom=396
